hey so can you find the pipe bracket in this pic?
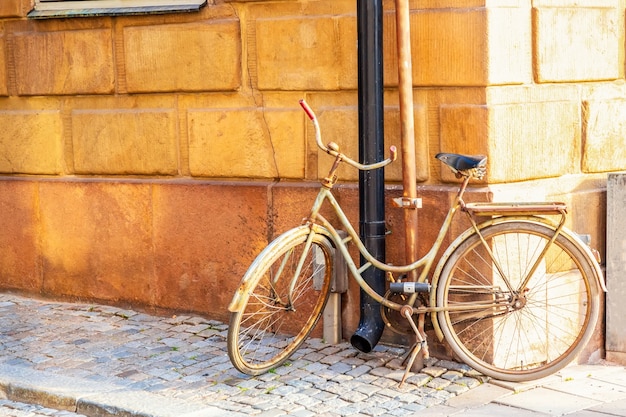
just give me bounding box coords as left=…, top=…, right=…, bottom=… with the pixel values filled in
left=392, top=197, right=422, bottom=209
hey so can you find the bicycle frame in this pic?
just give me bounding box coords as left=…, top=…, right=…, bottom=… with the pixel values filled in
left=306, top=176, right=466, bottom=313
left=304, top=168, right=571, bottom=315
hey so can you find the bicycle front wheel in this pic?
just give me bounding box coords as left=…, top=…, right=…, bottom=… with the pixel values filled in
left=436, top=220, right=600, bottom=381
left=228, top=228, right=333, bottom=375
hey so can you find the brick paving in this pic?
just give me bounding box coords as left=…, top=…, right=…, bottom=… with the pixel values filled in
left=0, top=293, right=625, bottom=417
left=0, top=294, right=486, bottom=417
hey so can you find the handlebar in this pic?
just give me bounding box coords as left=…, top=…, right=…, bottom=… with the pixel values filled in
left=299, top=99, right=397, bottom=171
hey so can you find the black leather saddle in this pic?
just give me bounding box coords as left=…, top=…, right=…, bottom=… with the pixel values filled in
left=435, top=153, right=487, bottom=173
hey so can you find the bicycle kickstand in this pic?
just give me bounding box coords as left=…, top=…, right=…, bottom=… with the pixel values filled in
left=399, top=305, right=429, bottom=387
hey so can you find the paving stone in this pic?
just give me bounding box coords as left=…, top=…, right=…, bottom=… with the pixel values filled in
left=320, top=355, right=344, bottom=365
left=435, top=360, right=472, bottom=374
left=373, top=387, right=400, bottom=399
left=370, top=377, right=399, bottom=389
left=358, top=405, right=388, bottom=416
left=455, top=376, right=482, bottom=389
left=330, top=373, right=353, bottom=383
left=441, top=370, right=463, bottom=381
left=354, top=382, right=382, bottom=396
left=426, top=377, right=451, bottom=390
left=422, top=366, right=447, bottom=378
left=347, top=365, right=372, bottom=378
left=385, top=358, right=405, bottom=370
left=394, top=391, right=421, bottom=403
left=342, top=357, right=366, bottom=366
left=501, top=388, right=602, bottom=415
left=303, top=362, right=328, bottom=373
left=328, top=362, right=354, bottom=374
left=404, top=373, right=431, bottom=387
left=444, top=382, right=469, bottom=396
left=370, top=367, right=394, bottom=377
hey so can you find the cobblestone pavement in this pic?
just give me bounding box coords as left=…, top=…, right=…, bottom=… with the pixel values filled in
left=0, top=293, right=485, bottom=416
left=0, top=293, right=625, bottom=417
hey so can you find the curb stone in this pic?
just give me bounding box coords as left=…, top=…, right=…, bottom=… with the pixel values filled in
left=0, top=364, right=246, bottom=417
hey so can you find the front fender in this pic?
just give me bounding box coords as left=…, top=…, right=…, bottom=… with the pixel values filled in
left=228, top=224, right=334, bottom=313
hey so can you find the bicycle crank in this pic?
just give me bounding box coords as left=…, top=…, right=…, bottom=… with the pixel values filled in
left=399, top=305, right=430, bottom=387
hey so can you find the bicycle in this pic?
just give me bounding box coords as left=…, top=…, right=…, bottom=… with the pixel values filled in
left=227, top=99, right=606, bottom=384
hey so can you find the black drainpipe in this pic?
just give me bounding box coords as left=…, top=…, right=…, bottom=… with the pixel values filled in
left=350, top=0, right=386, bottom=353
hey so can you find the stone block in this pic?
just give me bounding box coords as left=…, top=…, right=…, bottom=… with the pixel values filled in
left=0, top=0, right=25, bottom=17
left=486, top=7, right=532, bottom=85
left=439, top=105, right=489, bottom=182
left=38, top=181, right=155, bottom=303
left=533, top=0, right=616, bottom=6
left=314, top=107, right=360, bottom=182
left=123, top=20, right=241, bottom=93
left=0, top=180, right=40, bottom=292
left=271, top=182, right=333, bottom=238
left=397, top=0, right=527, bottom=7
left=490, top=102, right=580, bottom=181
left=533, top=7, right=620, bottom=82
left=486, top=83, right=579, bottom=105
left=152, top=182, right=269, bottom=321
left=254, top=15, right=357, bottom=90
left=13, top=29, right=114, bottom=95
left=187, top=107, right=304, bottom=178
left=72, top=108, right=178, bottom=175
left=0, top=35, right=7, bottom=96
left=582, top=99, right=626, bottom=173
left=0, top=110, right=64, bottom=174
left=440, top=102, right=580, bottom=183
left=588, top=173, right=620, bottom=362
left=391, top=8, right=489, bottom=86
left=311, top=104, right=428, bottom=183
left=384, top=5, right=531, bottom=86
left=383, top=104, right=430, bottom=182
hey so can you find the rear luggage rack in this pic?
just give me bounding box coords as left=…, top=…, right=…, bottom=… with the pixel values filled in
left=463, top=202, right=567, bottom=216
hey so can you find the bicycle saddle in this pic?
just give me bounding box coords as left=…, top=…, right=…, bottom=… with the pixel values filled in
left=435, top=153, right=487, bottom=179
left=435, top=153, right=487, bottom=177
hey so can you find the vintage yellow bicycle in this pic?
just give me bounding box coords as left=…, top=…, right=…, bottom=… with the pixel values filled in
left=227, top=99, right=605, bottom=383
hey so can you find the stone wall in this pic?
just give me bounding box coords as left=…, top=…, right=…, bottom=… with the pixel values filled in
left=0, top=0, right=623, bottom=354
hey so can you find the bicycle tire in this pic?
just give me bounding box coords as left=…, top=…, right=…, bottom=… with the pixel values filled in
left=228, top=228, right=333, bottom=375
left=436, top=220, right=600, bottom=381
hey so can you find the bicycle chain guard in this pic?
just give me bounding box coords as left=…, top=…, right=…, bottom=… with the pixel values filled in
left=381, top=290, right=429, bottom=335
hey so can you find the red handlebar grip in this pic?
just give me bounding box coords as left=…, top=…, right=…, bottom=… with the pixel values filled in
left=299, top=99, right=315, bottom=120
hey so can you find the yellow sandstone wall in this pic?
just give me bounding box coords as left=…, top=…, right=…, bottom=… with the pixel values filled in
left=0, top=0, right=622, bottom=351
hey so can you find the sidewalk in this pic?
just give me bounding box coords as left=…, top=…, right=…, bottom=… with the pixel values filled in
left=0, top=293, right=624, bottom=417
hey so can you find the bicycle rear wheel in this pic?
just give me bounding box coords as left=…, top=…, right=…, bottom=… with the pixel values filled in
left=228, top=228, right=333, bottom=375
left=436, top=220, right=600, bottom=381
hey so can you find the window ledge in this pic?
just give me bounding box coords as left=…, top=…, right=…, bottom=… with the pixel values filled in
left=28, top=0, right=207, bottom=18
